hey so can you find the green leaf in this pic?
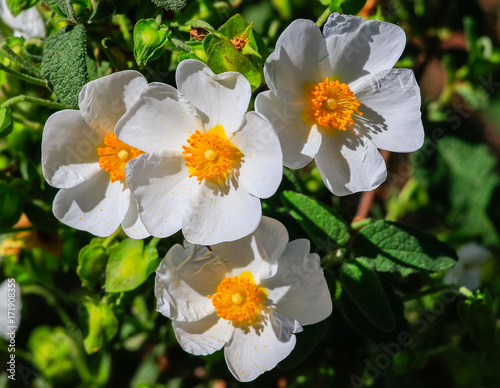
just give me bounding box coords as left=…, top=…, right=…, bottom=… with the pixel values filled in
left=151, top=0, right=186, bottom=10
left=281, top=191, right=350, bottom=251
left=45, top=0, right=77, bottom=23
left=105, top=239, right=150, bottom=293
left=6, top=0, right=38, bottom=17
left=89, top=0, right=115, bottom=22
left=77, top=239, right=110, bottom=289
left=133, top=19, right=169, bottom=65
left=0, top=181, right=22, bottom=229
left=353, top=220, right=458, bottom=276
left=0, top=106, right=13, bottom=138
left=41, top=24, right=88, bottom=109
left=341, top=259, right=396, bottom=332
left=80, top=297, right=119, bottom=354
left=341, top=0, right=367, bottom=14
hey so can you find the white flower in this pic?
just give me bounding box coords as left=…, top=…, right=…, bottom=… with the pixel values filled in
left=0, top=0, right=45, bottom=39
left=0, top=279, right=21, bottom=340
left=155, top=216, right=332, bottom=382
left=256, top=13, right=424, bottom=196
left=42, top=71, right=151, bottom=238
left=444, top=243, right=490, bottom=291
left=116, top=59, right=283, bottom=245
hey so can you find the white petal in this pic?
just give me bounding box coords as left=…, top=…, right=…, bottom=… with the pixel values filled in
left=176, top=59, right=251, bottom=135
left=350, top=69, right=424, bottom=152
left=116, top=82, right=203, bottom=154
left=121, top=194, right=151, bottom=239
left=173, top=314, right=234, bottom=356
left=314, top=130, right=387, bottom=196
left=79, top=70, right=148, bottom=134
left=230, top=112, right=282, bottom=198
left=224, top=312, right=296, bottom=382
left=261, top=239, right=333, bottom=326
left=125, top=151, right=197, bottom=238
left=255, top=91, right=322, bottom=169
left=0, top=0, right=45, bottom=38
left=155, top=244, right=226, bottom=321
left=42, top=110, right=103, bottom=189
left=457, top=243, right=491, bottom=266
left=264, top=19, right=327, bottom=103
left=211, top=216, right=289, bottom=281
left=52, top=171, right=129, bottom=237
left=182, top=180, right=261, bottom=245
left=322, top=13, right=406, bottom=84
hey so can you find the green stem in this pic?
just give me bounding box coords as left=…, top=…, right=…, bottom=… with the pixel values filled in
left=402, top=285, right=457, bottom=302
left=0, top=63, right=47, bottom=87
left=22, top=285, right=73, bottom=327
left=0, top=42, right=44, bottom=78
left=1, top=95, right=66, bottom=110
left=102, top=227, right=122, bottom=248
left=316, top=7, right=331, bottom=27
left=11, top=112, right=44, bottom=131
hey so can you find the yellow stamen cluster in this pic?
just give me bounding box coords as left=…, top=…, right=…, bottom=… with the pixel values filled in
left=310, top=78, right=363, bottom=131
left=208, top=272, right=266, bottom=323
left=182, top=126, right=243, bottom=185
left=97, top=133, right=144, bottom=182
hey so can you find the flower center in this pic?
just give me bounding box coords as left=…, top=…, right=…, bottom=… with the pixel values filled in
left=309, top=77, right=363, bottom=132
left=97, top=133, right=144, bottom=182
left=182, top=125, right=243, bottom=185
left=208, top=271, right=267, bottom=323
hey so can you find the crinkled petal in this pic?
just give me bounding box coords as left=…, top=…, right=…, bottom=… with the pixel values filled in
left=173, top=314, right=234, bottom=356
left=261, top=239, right=333, bottom=326
left=116, top=82, right=203, bottom=154
left=176, top=59, right=251, bottom=135
left=125, top=151, right=197, bottom=238
left=182, top=180, right=261, bottom=245
left=52, top=170, right=129, bottom=236
left=255, top=91, right=322, bottom=169
left=314, top=130, right=387, bottom=196
left=230, top=112, right=282, bottom=198
left=155, top=244, right=226, bottom=321
left=322, top=13, right=406, bottom=84
left=121, top=194, right=151, bottom=239
left=211, top=216, right=288, bottom=281
left=42, top=110, right=103, bottom=189
left=224, top=312, right=296, bottom=382
left=350, top=69, right=424, bottom=152
left=79, top=70, right=148, bottom=134
left=264, top=19, right=326, bottom=103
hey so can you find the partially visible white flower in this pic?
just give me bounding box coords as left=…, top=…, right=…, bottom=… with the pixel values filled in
left=116, top=59, right=283, bottom=245
left=42, top=71, right=150, bottom=238
left=0, top=0, right=45, bottom=39
left=256, top=13, right=424, bottom=196
left=155, top=217, right=332, bottom=382
left=0, top=279, right=21, bottom=340
left=444, top=243, right=490, bottom=291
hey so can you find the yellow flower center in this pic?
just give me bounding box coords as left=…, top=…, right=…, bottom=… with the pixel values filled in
left=97, top=133, right=144, bottom=182
left=308, top=77, right=363, bottom=132
left=182, top=125, right=243, bottom=185
left=208, top=271, right=267, bottom=323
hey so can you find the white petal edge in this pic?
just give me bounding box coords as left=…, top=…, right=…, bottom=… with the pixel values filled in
left=42, top=110, right=103, bottom=189
left=116, top=82, right=203, bottom=154
left=176, top=59, right=251, bottom=135
left=79, top=70, right=148, bottom=134
left=173, top=314, right=234, bottom=356
left=314, top=130, right=387, bottom=196
left=121, top=193, right=151, bottom=239
left=231, top=111, right=283, bottom=198
left=52, top=171, right=130, bottom=237
left=350, top=68, right=424, bottom=152
left=155, top=244, right=226, bottom=322
left=255, top=91, right=322, bottom=169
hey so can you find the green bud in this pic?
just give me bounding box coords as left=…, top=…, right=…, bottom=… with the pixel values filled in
left=77, top=239, right=110, bottom=289
left=80, top=297, right=119, bottom=354
left=133, top=19, right=169, bottom=66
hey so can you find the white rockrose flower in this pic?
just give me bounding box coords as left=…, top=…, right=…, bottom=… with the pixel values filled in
left=0, top=279, right=21, bottom=340
left=256, top=13, right=424, bottom=196
left=155, top=216, right=332, bottom=382
left=0, top=0, right=45, bottom=39
left=444, top=243, right=491, bottom=291
left=116, top=59, right=283, bottom=245
left=42, top=71, right=151, bottom=238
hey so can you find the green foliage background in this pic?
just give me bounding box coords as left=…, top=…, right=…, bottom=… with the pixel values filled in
left=0, top=0, right=500, bottom=387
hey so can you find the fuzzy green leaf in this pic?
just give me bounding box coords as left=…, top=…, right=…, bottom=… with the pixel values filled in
left=354, top=220, right=458, bottom=276
left=151, top=0, right=186, bottom=10
left=0, top=107, right=13, bottom=138
left=45, top=0, right=77, bottom=23
left=6, top=0, right=38, bottom=17
left=41, top=24, right=88, bottom=109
